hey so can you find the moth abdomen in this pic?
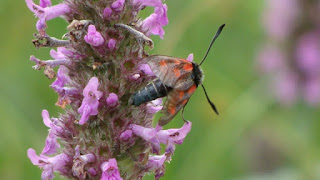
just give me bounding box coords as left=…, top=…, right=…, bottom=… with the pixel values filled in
left=131, top=78, right=172, bottom=106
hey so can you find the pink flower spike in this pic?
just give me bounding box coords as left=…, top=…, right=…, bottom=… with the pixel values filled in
left=78, top=77, right=103, bottom=125
left=27, top=148, right=72, bottom=180
left=100, top=158, right=123, bottom=180
left=84, top=25, right=105, bottom=47
left=25, top=0, right=71, bottom=33
left=106, top=93, right=119, bottom=108
left=186, top=53, right=194, bottom=62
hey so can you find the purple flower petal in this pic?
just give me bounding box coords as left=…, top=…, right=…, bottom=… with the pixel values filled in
left=73, top=145, right=96, bottom=179
left=39, top=0, right=51, bottom=8
left=141, top=4, right=168, bottom=39
left=41, top=110, right=63, bottom=134
left=130, top=74, right=141, bottom=81
left=130, top=121, right=192, bottom=155
left=51, top=47, right=85, bottom=60
left=88, top=168, right=97, bottom=176
left=111, top=0, right=125, bottom=12
left=51, top=66, right=70, bottom=89
left=50, top=47, right=69, bottom=60
left=146, top=98, right=163, bottom=114
left=147, top=154, right=166, bottom=179
left=78, top=77, right=103, bottom=125
left=84, top=25, right=105, bottom=47
left=42, top=109, right=52, bottom=128
left=103, top=7, right=113, bottom=18
left=25, top=0, right=71, bottom=33
left=49, top=66, right=77, bottom=108
left=147, top=154, right=166, bottom=170
left=138, top=63, right=154, bottom=76
left=186, top=53, right=194, bottom=62
left=100, top=158, right=123, bottom=180
left=41, top=130, right=61, bottom=155
left=120, top=130, right=133, bottom=141
left=27, top=148, right=72, bottom=180
left=106, top=93, right=119, bottom=108
left=108, top=39, right=117, bottom=49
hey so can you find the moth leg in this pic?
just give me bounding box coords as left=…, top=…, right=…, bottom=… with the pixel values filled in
left=181, top=100, right=189, bottom=123
left=115, top=24, right=154, bottom=57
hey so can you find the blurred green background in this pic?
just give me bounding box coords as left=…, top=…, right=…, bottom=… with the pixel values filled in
left=1, top=0, right=320, bottom=179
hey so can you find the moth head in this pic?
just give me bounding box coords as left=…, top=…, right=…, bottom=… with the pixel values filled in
left=192, top=63, right=204, bottom=87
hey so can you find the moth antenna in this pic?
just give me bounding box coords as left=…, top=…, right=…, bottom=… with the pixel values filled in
left=199, top=24, right=225, bottom=66
left=181, top=100, right=190, bottom=123
left=201, top=84, right=219, bottom=115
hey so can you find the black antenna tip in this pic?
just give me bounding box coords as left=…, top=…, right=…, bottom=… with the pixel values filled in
left=216, top=24, right=226, bottom=35
left=201, top=85, right=219, bottom=116
left=209, top=101, right=219, bottom=115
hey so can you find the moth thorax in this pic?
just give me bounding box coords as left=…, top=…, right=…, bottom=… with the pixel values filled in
left=192, top=63, right=204, bottom=87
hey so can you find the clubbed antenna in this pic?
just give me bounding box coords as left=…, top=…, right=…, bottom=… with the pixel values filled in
left=199, top=24, right=225, bottom=66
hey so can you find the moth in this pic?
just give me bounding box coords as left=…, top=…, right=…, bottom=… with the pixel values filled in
left=131, top=24, right=225, bottom=126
